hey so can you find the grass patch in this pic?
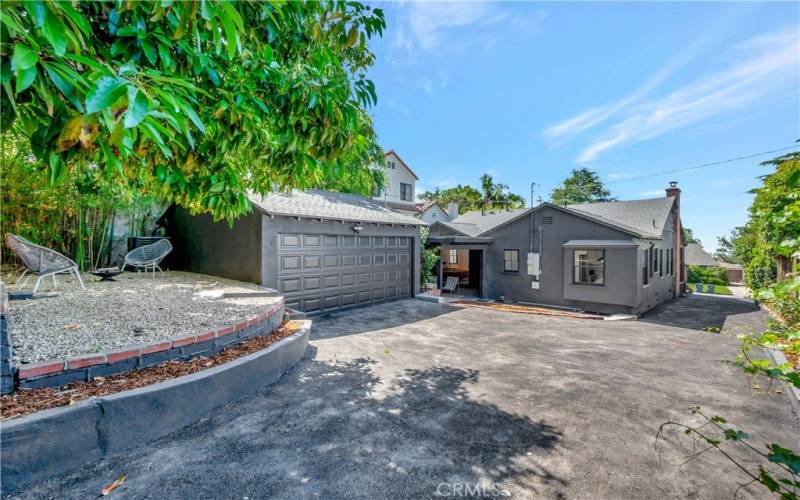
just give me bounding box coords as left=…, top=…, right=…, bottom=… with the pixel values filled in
left=689, top=283, right=733, bottom=295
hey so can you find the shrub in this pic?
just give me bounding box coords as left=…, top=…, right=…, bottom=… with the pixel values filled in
left=687, top=265, right=728, bottom=285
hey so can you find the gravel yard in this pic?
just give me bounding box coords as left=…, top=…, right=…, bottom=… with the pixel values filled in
left=5, top=271, right=281, bottom=364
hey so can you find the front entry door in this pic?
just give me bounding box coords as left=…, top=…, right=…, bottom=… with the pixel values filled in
left=468, top=249, right=482, bottom=292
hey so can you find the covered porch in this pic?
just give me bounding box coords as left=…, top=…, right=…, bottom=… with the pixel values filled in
left=427, top=235, right=493, bottom=299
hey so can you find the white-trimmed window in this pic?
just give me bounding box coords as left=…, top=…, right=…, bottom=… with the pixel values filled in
left=503, top=250, right=519, bottom=272
left=449, top=249, right=458, bottom=264
left=574, top=249, right=605, bottom=285
left=400, top=182, right=413, bottom=202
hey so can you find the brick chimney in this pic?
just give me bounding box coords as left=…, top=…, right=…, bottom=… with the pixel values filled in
left=665, top=181, right=683, bottom=296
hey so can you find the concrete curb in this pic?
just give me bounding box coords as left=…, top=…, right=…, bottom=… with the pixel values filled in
left=766, top=347, right=800, bottom=419
left=0, top=320, right=311, bottom=494
left=15, top=300, right=285, bottom=389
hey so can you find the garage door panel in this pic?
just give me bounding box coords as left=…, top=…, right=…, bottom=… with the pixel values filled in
left=277, top=231, right=412, bottom=313
left=304, top=276, right=321, bottom=290
left=304, top=255, right=321, bottom=269
left=304, top=297, right=321, bottom=313
left=280, top=277, right=301, bottom=293
left=281, top=255, right=301, bottom=271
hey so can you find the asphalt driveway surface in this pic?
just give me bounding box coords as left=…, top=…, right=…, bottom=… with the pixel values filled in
left=7, top=295, right=799, bottom=499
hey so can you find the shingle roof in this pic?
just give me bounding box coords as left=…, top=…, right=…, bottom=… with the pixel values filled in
left=248, top=190, right=426, bottom=226
left=435, top=197, right=677, bottom=239
left=685, top=242, right=722, bottom=266
left=565, top=197, right=676, bottom=239
left=446, top=208, right=530, bottom=236
left=415, top=201, right=441, bottom=213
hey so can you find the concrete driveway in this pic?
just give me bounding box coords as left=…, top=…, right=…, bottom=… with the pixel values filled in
left=9, top=296, right=799, bottom=499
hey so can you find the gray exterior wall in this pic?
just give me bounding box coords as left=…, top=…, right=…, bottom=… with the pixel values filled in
left=431, top=204, right=678, bottom=315
left=633, top=209, right=677, bottom=314
left=259, top=216, right=421, bottom=297
left=167, top=206, right=262, bottom=283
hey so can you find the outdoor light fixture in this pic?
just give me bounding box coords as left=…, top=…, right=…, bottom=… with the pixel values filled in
left=352, top=224, right=363, bottom=233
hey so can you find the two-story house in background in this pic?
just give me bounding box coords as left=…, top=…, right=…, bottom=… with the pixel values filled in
left=373, top=150, right=419, bottom=216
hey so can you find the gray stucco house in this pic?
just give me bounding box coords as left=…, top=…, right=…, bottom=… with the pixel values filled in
left=428, top=183, right=686, bottom=315
left=166, top=190, right=424, bottom=314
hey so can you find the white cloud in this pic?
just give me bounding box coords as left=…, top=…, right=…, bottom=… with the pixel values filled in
left=638, top=189, right=666, bottom=197
left=406, top=2, right=497, bottom=50
left=607, top=173, right=636, bottom=181
left=573, top=26, right=798, bottom=162
left=545, top=25, right=713, bottom=142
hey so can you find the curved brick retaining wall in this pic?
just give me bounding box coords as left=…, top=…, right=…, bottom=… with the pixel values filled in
left=1, top=319, right=311, bottom=494
left=15, top=300, right=285, bottom=389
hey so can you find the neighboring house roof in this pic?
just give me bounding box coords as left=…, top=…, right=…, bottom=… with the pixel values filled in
left=718, top=261, right=744, bottom=270
left=383, top=149, right=419, bottom=180
left=415, top=201, right=444, bottom=213
left=442, top=208, right=530, bottom=237
left=565, top=197, right=676, bottom=239
left=248, top=190, right=426, bottom=226
left=685, top=242, right=723, bottom=266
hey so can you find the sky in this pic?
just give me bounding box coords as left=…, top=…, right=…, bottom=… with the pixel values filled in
left=365, top=1, right=800, bottom=252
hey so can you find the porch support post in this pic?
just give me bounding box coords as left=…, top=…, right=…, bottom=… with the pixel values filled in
left=438, top=247, right=444, bottom=289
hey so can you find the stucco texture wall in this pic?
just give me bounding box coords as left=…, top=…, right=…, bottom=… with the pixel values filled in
left=166, top=206, right=262, bottom=284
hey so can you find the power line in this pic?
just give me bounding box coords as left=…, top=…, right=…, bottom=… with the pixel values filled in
left=605, top=144, right=799, bottom=184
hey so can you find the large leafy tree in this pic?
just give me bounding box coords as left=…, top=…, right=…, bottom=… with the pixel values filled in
left=418, top=174, right=524, bottom=214
left=550, top=167, right=615, bottom=205
left=0, top=0, right=386, bottom=221
left=730, top=151, right=800, bottom=288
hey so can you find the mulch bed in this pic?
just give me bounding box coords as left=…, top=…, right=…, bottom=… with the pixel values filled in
left=450, top=300, right=604, bottom=319
left=0, top=320, right=304, bottom=421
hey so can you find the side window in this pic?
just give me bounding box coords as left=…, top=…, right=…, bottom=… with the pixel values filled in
left=503, top=250, right=519, bottom=273
left=642, top=249, right=649, bottom=285
left=449, top=249, right=458, bottom=264
left=652, top=247, right=658, bottom=276
left=659, top=249, right=664, bottom=277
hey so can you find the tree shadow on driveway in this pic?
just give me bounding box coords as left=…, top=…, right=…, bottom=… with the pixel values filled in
left=12, top=356, right=567, bottom=499
left=310, top=299, right=460, bottom=340
left=639, top=294, right=763, bottom=334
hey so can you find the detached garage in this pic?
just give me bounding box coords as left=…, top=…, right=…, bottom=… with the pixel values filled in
left=166, top=190, right=424, bottom=314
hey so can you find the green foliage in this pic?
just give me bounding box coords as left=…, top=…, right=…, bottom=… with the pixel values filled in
left=550, top=168, right=616, bottom=206
left=657, top=407, right=800, bottom=499
left=419, top=228, right=439, bottom=286
left=687, top=265, right=728, bottom=285
left=756, top=276, right=800, bottom=328
left=1, top=131, right=151, bottom=269
left=728, top=152, right=800, bottom=288
left=683, top=227, right=700, bottom=244
left=658, top=151, right=800, bottom=499
left=418, top=174, right=525, bottom=214
left=0, top=0, right=386, bottom=222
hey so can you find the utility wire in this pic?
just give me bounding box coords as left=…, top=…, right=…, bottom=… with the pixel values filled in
left=605, top=144, right=799, bottom=184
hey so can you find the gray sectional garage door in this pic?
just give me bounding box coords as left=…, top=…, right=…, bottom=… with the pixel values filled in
left=277, top=233, right=412, bottom=314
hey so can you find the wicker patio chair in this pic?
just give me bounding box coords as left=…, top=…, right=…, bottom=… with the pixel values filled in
left=4, top=233, right=85, bottom=293
left=121, top=239, right=172, bottom=276
left=442, top=276, right=460, bottom=295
